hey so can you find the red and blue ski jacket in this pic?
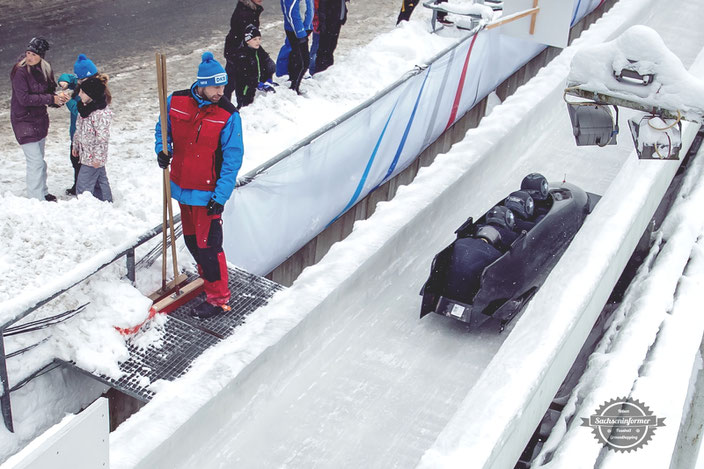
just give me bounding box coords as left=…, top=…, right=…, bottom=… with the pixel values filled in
left=155, top=83, right=244, bottom=207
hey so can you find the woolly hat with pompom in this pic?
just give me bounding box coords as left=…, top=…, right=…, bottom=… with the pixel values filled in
left=196, top=52, right=227, bottom=87
left=74, top=54, right=98, bottom=79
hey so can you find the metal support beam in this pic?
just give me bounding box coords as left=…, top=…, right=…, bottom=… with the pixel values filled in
left=0, top=336, right=14, bottom=432
left=565, top=86, right=703, bottom=124
left=126, top=248, right=136, bottom=284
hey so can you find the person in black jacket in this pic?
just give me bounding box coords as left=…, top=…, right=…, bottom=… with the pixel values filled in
left=224, top=0, right=264, bottom=100
left=233, top=25, right=276, bottom=108
left=314, top=0, right=348, bottom=74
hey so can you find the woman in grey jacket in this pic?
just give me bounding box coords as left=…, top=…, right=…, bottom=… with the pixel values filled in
left=10, top=37, right=68, bottom=201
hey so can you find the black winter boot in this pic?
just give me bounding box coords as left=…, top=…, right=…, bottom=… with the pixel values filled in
left=192, top=301, right=230, bottom=319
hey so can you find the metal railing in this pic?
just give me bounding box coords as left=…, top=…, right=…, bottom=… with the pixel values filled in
left=236, top=24, right=483, bottom=188
left=0, top=215, right=180, bottom=432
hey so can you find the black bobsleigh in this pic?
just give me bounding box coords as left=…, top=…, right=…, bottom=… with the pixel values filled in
left=420, top=173, right=599, bottom=328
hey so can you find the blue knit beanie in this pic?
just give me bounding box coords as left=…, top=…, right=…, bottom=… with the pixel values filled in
left=197, top=52, right=227, bottom=87
left=74, top=54, right=98, bottom=79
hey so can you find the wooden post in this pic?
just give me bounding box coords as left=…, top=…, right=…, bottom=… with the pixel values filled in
left=529, top=0, right=539, bottom=35
left=156, top=53, right=181, bottom=293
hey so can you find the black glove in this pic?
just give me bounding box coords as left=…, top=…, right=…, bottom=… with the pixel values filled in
left=157, top=150, right=171, bottom=169
left=297, top=35, right=309, bottom=45
left=207, top=198, right=224, bottom=216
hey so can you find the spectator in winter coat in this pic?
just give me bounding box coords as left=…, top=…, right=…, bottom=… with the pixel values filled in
left=233, top=25, right=276, bottom=108
left=275, top=0, right=314, bottom=78
left=10, top=37, right=68, bottom=201
left=57, top=72, right=79, bottom=194
left=224, top=0, right=264, bottom=101
left=72, top=75, right=114, bottom=202
left=58, top=52, right=100, bottom=195
left=279, top=0, right=314, bottom=93
left=313, top=0, right=348, bottom=74
left=155, top=52, right=244, bottom=319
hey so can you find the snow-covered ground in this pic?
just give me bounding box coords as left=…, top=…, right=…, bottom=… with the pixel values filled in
left=3, top=0, right=704, bottom=467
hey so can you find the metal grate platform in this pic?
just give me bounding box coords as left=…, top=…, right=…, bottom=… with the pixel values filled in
left=59, top=266, right=284, bottom=402
left=172, top=266, right=285, bottom=339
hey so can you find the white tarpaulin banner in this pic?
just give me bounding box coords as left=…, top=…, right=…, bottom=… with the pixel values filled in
left=224, top=0, right=605, bottom=275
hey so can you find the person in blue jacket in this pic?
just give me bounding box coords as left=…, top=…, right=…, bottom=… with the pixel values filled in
left=276, top=0, right=314, bottom=78
left=58, top=53, right=99, bottom=195
left=278, top=0, right=314, bottom=93
left=155, top=52, right=244, bottom=319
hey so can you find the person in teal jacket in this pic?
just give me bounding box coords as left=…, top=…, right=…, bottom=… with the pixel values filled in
left=57, top=72, right=80, bottom=195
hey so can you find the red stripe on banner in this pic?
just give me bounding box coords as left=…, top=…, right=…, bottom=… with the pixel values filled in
left=445, top=33, right=479, bottom=131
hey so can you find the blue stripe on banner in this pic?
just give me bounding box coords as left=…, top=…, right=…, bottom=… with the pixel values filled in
left=374, top=66, right=432, bottom=189
left=328, top=100, right=399, bottom=226
left=571, top=0, right=583, bottom=27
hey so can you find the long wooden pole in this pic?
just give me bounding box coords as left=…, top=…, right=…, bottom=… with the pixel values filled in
left=156, top=53, right=180, bottom=290
left=157, top=54, right=168, bottom=290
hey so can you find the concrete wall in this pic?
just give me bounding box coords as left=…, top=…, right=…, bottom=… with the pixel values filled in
left=267, top=0, right=618, bottom=286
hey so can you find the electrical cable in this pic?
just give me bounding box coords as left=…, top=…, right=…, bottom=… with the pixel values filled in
left=6, top=338, right=50, bottom=359
left=648, top=110, right=682, bottom=131
left=3, top=303, right=89, bottom=337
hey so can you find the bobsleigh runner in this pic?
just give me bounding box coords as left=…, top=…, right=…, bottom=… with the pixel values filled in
left=419, top=174, right=599, bottom=329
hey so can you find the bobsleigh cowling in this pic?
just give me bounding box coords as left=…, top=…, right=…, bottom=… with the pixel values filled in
left=419, top=174, right=599, bottom=328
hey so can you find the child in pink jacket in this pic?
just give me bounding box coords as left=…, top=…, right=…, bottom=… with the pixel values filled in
left=72, top=75, right=113, bottom=202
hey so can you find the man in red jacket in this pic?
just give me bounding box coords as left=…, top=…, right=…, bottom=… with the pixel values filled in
left=155, top=52, right=244, bottom=319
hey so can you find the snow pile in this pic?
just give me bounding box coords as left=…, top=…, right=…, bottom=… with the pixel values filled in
left=568, top=25, right=704, bottom=121
left=0, top=193, right=152, bottom=321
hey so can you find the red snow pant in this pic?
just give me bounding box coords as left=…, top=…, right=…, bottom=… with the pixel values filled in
left=179, top=204, right=230, bottom=306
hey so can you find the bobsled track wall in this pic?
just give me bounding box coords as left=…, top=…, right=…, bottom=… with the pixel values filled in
left=266, top=0, right=617, bottom=287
